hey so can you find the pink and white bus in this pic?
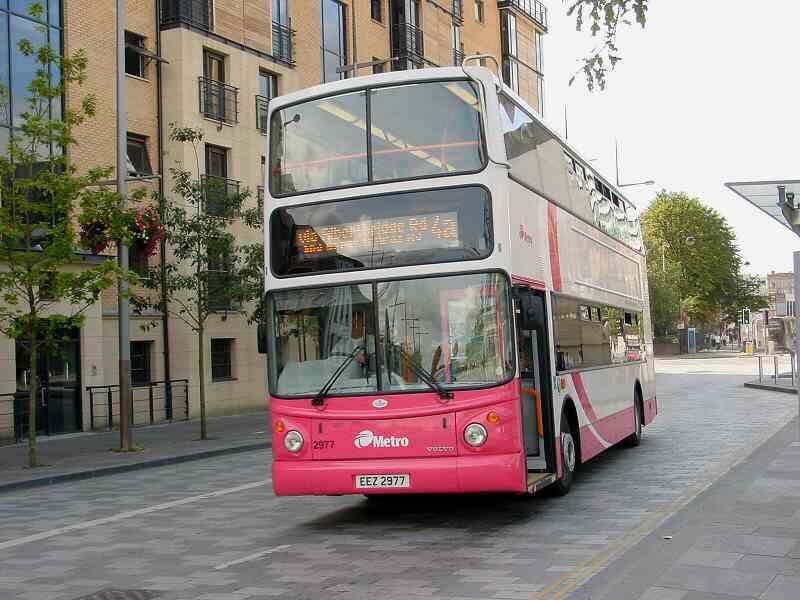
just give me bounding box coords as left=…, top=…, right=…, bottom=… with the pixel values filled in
left=259, top=63, right=657, bottom=497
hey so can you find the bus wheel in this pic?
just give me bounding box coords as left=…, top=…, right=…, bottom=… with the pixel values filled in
left=625, top=392, right=643, bottom=447
left=551, top=413, right=576, bottom=496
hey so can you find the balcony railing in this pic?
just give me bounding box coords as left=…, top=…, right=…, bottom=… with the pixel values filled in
left=391, top=22, right=425, bottom=71
left=161, top=0, right=213, bottom=31
left=272, top=21, right=295, bottom=65
left=257, top=185, right=265, bottom=215
left=255, top=95, right=270, bottom=134
left=454, top=47, right=466, bottom=66
left=498, top=0, right=548, bottom=30
left=198, top=77, right=239, bottom=124
left=202, top=174, right=240, bottom=217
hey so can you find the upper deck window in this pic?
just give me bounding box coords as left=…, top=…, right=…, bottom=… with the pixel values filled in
left=269, top=80, right=485, bottom=196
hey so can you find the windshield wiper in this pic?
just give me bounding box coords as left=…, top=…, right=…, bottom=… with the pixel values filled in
left=396, top=346, right=453, bottom=401
left=312, top=345, right=366, bottom=406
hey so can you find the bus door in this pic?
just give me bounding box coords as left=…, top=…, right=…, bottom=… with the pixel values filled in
left=513, top=287, right=554, bottom=472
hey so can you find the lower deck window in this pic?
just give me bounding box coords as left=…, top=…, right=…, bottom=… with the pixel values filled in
left=553, top=296, right=643, bottom=371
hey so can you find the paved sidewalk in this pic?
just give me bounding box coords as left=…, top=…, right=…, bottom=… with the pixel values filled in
left=566, top=418, right=800, bottom=600
left=0, top=411, right=272, bottom=493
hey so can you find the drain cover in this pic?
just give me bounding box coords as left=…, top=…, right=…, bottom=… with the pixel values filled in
left=74, top=591, right=160, bottom=600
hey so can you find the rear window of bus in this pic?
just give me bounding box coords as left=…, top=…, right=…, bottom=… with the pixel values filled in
left=269, top=80, right=486, bottom=196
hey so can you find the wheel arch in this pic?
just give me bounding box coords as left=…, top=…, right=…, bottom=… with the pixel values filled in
left=561, top=395, right=581, bottom=465
left=634, top=380, right=644, bottom=425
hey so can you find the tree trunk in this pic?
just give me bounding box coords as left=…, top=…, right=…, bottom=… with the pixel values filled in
left=27, top=325, right=39, bottom=468
left=198, top=324, right=207, bottom=440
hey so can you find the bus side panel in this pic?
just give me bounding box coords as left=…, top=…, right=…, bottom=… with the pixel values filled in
left=507, top=179, right=550, bottom=289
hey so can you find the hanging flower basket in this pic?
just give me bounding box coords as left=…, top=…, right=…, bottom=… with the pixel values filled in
left=79, top=206, right=164, bottom=257
left=130, top=206, right=165, bottom=257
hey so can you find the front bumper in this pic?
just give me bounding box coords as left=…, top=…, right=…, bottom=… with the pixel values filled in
left=272, top=453, right=526, bottom=496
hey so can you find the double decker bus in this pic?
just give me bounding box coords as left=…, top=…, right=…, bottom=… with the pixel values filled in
left=259, top=62, right=656, bottom=497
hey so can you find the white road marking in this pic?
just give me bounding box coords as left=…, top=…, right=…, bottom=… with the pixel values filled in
left=214, top=544, right=292, bottom=570
left=0, top=479, right=270, bottom=551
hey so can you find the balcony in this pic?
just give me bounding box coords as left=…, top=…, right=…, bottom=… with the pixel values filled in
left=498, top=0, right=548, bottom=31
left=198, top=77, right=239, bottom=125
left=391, top=22, right=425, bottom=71
left=272, top=21, right=295, bottom=65
left=502, top=53, right=544, bottom=114
left=202, top=174, right=240, bottom=217
left=161, top=0, right=213, bottom=31
left=255, top=95, right=270, bottom=134
left=208, top=269, right=235, bottom=311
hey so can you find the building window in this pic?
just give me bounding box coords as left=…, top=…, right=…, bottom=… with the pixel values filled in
left=371, top=0, right=382, bottom=22
left=203, top=48, right=225, bottom=82
left=124, top=31, right=146, bottom=78
left=131, top=341, right=153, bottom=386
left=208, top=239, right=235, bottom=311
left=272, top=0, right=289, bottom=25
left=211, top=338, right=234, bottom=381
left=2, top=4, right=63, bottom=149
left=321, top=0, right=347, bottom=83
left=501, top=12, right=519, bottom=92
left=474, top=0, right=484, bottom=23
left=452, top=24, right=464, bottom=65
left=126, top=134, right=152, bottom=177
left=372, top=56, right=385, bottom=74
left=258, top=70, right=277, bottom=99
left=130, top=246, right=150, bottom=279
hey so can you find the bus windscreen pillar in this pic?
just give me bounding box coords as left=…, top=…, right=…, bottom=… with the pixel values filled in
left=795, top=251, right=800, bottom=440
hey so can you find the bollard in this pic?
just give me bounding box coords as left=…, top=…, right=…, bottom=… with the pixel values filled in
left=758, top=355, right=763, bottom=383
left=774, top=355, right=779, bottom=384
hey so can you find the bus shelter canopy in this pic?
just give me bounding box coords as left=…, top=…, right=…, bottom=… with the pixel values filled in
left=725, top=180, right=800, bottom=235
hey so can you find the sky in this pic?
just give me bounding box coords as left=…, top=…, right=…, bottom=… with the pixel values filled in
left=542, top=0, right=800, bottom=275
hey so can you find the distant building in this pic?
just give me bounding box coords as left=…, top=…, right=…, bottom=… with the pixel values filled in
left=767, top=271, right=795, bottom=317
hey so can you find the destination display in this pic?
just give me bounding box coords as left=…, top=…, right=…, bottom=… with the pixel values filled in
left=295, top=212, right=460, bottom=256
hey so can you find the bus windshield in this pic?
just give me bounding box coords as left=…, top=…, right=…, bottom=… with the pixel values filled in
left=267, top=272, right=514, bottom=397
left=269, top=80, right=485, bottom=196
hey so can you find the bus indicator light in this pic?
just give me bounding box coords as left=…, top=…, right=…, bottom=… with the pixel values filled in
left=275, top=420, right=285, bottom=433
left=487, top=411, right=501, bottom=425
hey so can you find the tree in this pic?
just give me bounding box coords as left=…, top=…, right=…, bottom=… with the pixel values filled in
left=641, top=190, right=765, bottom=333
left=568, top=0, right=649, bottom=90
left=0, top=4, right=131, bottom=467
left=134, top=126, right=262, bottom=440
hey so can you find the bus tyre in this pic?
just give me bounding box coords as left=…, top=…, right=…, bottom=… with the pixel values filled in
left=551, top=413, right=576, bottom=496
left=625, top=394, right=643, bottom=447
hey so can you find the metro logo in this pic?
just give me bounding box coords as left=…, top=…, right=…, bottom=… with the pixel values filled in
left=354, top=430, right=410, bottom=449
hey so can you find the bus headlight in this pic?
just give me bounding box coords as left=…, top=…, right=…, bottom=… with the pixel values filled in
left=284, top=430, right=304, bottom=453
left=464, top=423, right=488, bottom=447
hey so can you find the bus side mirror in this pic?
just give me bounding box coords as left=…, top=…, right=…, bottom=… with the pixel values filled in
left=257, top=322, right=268, bottom=354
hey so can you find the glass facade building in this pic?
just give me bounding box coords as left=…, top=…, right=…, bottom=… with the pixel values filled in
left=0, top=0, right=63, bottom=156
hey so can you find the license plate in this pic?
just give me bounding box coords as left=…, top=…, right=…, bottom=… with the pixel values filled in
left=355, top=474, right=410, bottom=489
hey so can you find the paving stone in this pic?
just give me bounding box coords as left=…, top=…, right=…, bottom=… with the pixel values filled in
left=677, top=549, right=743, bottom=569
left=657, top=564, right=776, bottom=597
left=638, top=588, right=688, bottom=600
left=760, top=575, right=800, bottom=600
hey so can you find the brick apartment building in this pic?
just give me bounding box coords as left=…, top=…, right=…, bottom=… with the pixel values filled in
left=0, top=0, right=547, bottom=440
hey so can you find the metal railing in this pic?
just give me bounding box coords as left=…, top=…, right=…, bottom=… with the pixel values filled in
left=257, top=185, right=265, bottom=214
left=161, top=0, right=213, bottom=30
left=198, top=77, right=239, bottom=124
left=755, top=354, right=796, bottom=387
left=272, top=20, right=295, bottom=65
left=391, top=22, right=425, bottom=70
left=255, top=95, right=270, bottom=133
left=201, top=174, right=240, bottom=217
left=453, top=47, right=466, bottom=66
left=499, top=0, right=548, bottom=30
left=87, top=379, right=189, bottom=431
